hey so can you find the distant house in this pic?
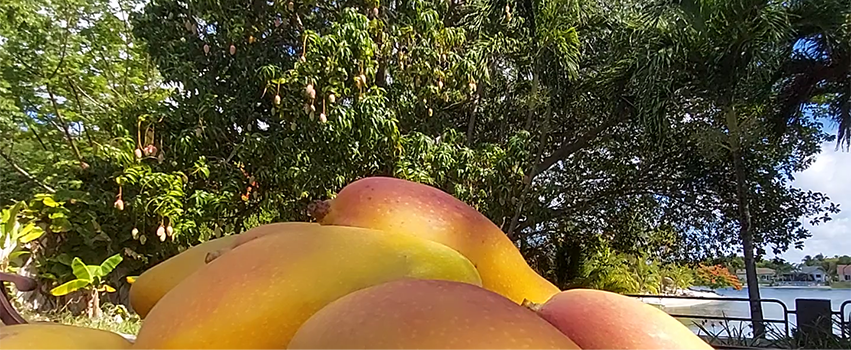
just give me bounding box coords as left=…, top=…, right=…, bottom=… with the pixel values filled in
left=838, top=265, right=851, bottom=281
left=735, top=268, right=776, bottom=283
left=799, top=266, right=827, bottom=282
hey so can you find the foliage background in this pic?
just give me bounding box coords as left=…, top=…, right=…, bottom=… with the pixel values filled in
left=0, top=0, right=848, bottom=311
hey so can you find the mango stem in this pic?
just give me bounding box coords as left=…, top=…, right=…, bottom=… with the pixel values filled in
left=307, top=200, right=331, bottom=221
left=521, top=298, right=543, bottom=312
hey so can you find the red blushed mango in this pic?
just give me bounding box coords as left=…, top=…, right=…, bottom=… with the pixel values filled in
left=313, top=176, right=559, bottom=304
left=288, top=279, right=579, bottom=349
left=132, top=225, right=481, bottom=349
left=533, top=289, right=713, bottom=349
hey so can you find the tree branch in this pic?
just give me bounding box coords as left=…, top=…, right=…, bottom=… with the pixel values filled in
left=0, top=148, right=56, bottom=193
left=533, top=116, right=621, bottom=176
left=46, top=83, right=85, bottom=167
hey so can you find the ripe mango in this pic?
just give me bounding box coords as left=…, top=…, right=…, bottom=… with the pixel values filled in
left=313, top=176, right=559, bottom=304
left=130, top=235, right=237, bottom=318
left=0, top=323, right=131, bottom=349
left=130, top=222, right=318, bottom=318
left=531, top=289, right=713, bottom=349
left=132, top=224, right=482, bottom=349
left=203, top=222, right=320, bottom=263
left=288, top=279, right=579, bottom=349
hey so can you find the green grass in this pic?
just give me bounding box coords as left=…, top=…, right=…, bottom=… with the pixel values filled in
left=14, top=301, right=141, bottom=335
left=829, top=281, right=851, bottom=289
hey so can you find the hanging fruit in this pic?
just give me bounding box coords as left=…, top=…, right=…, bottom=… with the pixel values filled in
left=203, top=44, right=210, bottom=55
left=505, top=3, right=512, bottom=20
left=135, top=148, right=143, bottom=158
left=305, top=83, right=316, bottom=100
left=319, top=113, right=327, bottom=123
left=140, top=235, right=147, bottom=244
left=274, top=94, right=281, bottom=105
left=131, top=228, right=139, bottom=240
left=166, top=225, right=174, bottom=237
left=372, top=7, right=379, bottom=17
left=287, top=1, right=294, bottom=11
left=428, top=108, right=433, bottom=117
left=114, top=198, right=124, bottom=211
left=437, top=80, right=443, bottom=89
left=328, top=94, right=336, bottom=104
left=184, top=20, right=195, bottom=33
left=157, top=225, right=166, bottom=241
left=229, top=44, right=236, bottom=55
left=290, top=122, right=297, bottom=131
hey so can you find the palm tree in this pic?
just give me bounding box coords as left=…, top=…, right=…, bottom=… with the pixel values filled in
left=635, top=0, right=796, bottom=337
left=782, top=0, right=851, bottom=151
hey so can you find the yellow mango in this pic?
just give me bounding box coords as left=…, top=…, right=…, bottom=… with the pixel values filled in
left=0, top=323, right=131, bottom=349
left=130, top=222, right=318, bottom=318
left=132, top=224, right=482, bottom=349
left=313, top=176, right=559, bottom=304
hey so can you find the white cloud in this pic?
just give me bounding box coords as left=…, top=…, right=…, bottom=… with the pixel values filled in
left=780, top=142, right=851, bottom=263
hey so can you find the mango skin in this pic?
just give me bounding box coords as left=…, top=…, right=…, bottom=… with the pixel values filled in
left=205, top=222, right=321, bottom=262
left=535, top=289, right=713, bottom=349
left=132, top=224, right=482, bottom=349
left=130, top=222, right=319, bottom=318
left=288, top=279, right=579, bottom=349
left=0, top=323, right=131, bottom=349
left=318, top=176, right=559, bottom=304
left=130, top=234, right=238, bottom=318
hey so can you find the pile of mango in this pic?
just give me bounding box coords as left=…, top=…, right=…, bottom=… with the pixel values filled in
left=0, top=177, right=713, bottom=349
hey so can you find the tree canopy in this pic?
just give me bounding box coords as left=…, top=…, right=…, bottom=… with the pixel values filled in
left=1, top=0, right=848, bottom=308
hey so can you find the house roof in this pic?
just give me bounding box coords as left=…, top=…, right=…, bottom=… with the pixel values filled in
left=799, top=266, right=825, bottom=274
left=736, top=268, right=775, bottom=275
left=838, top=265, right=851, bottom=275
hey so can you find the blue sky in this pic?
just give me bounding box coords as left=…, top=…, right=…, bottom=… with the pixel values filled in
left=781, top=125, right=850, bottom=263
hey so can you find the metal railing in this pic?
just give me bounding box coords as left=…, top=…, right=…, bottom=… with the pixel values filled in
left=627, top=294, right=851, bottom=340
left=840, top=300, right=851, bottom=339
left=626, top=294, right=792, bottom=337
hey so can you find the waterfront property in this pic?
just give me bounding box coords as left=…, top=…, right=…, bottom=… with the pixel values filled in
left=839, top=265, right=851, bottom=282
left=736, top=268, right=777, bottom=284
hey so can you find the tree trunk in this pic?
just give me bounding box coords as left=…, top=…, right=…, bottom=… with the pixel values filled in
left=88, top=288, right=102, bottom=319
left=727, top=107, right=765, bottom=338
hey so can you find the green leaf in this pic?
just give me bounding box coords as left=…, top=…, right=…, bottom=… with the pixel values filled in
left=3, top=201, right=25, bottom=236
left=17, top=223, right=45, bottom=243
left=56, top=253, right=73, bottom=266
left=8, top=251, right=31, bottom=261
left=50, top=279, right=90, bottom=296
left=71, top=257, right=93, bottom=282
left=96, top=254, right=123, bottom=277
left=42, top=197, right=60, bottom=208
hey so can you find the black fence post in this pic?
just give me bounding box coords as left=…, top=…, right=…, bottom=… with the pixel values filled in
left=795, top=299, right=832, bottom=340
